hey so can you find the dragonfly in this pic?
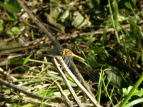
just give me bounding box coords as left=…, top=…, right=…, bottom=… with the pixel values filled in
left=60, top=49, right=85, bottom=61
left=59, top=49, right=85, bottom=68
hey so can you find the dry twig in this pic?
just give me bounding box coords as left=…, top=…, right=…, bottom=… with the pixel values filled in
left=53, top=56, right=83, bottom=107
left=53, top=56, right=102, bottom=107
left=17, top=0, right=61, bottom=51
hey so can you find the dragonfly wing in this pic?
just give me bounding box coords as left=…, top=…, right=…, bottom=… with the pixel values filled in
left=62, top=56, right=73, bottom=68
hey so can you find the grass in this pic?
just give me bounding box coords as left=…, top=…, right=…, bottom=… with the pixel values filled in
left=0, top=0, right=143, bottom=106
left=120, top=74, right=143, bottom=107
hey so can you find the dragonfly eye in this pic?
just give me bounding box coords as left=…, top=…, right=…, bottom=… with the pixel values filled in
left=60, top=49, right=65, bottom=55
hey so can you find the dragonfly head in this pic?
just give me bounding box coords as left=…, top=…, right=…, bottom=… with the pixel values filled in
left=60, top=49, right=72, bottom=56
left=60, top=49, right=64, bottom=55
left=60, top=49, right=85, bottom=61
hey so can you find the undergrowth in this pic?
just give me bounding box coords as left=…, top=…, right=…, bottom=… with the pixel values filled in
left=0, top=0, right=143, bottom=107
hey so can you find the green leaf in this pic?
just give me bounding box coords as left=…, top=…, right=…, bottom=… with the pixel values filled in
left=6, top=26, right=20, bottom=36
left=9, top=57, right=24, bottom=65
left=11, top=27, right=20, bottom=35
left=72, top=11, right=84, bottom=28
left=6, top=30, right=13, bottom=36
left=105, top=66, right=131, bottom=88
left=72, top=11, right=91, bottom=28
left=120, top=74, right=143, bottom=107
left=0, top=19, right=4, bottom=31
left=112, top=0, right=119, bottom=29
left=59, top=9, right=70, bottom=22
left=21, top=103, right=35, bottom=107
left=118, top=0, right=133, bottom=10
left=88, top=60, right=101, bottom=68
left=7, top=12, right=18, bottom=21
left=23, top=54, right=32, bottom=65
left=0, top=0, right=20, bottom=13
left=124, top=1, right=132, bottom=10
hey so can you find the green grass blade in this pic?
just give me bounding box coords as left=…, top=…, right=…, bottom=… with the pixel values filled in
left=120, top=74, right=143, bottom=107
left=97, top=68, right=104, bottom=103
left=125, top=98, right=143, bottom=107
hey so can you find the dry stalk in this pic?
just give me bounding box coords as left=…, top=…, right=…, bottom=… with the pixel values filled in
left=53, top=56, right=83, bottom=107
left=53, top=56, right=102, bottom=107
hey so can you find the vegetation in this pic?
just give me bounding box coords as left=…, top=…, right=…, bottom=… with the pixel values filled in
left=0, top=0, right=143, bottom=106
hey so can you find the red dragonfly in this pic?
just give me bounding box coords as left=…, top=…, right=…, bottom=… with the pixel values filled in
left=60, top=49, right=85, bottom=61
